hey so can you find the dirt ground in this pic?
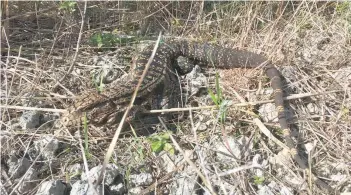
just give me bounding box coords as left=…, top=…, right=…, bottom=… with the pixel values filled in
left=1, top=2, right=350, bottom=195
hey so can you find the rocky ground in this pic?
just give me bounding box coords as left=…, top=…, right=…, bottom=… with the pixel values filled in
left=1, top=2, right=350, bottom=195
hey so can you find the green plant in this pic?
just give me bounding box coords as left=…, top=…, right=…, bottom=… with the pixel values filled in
left=83, top=112, right=92, bottom=160
left=59, top=1, right=77, bottom=13
left=147, top=132, right=175, bottom=155
left=336, top=2, right=351, bottom=15
left=91, top=70, right=105, bottom=93
left=208, top=72, right=230, bottom=123
left=335, top=2, right=351, bottom=34
left=65, top=170, right=82, bottom=183
left=341, top=106, right=349, bottom=120
left=253, top=176, right=265, bottom=185
left=89, top=32, right=137, bottom=50
left=208, top=73, right=223, bottom=106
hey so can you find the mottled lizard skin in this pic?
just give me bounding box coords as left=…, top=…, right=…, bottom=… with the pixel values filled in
left=62, top=39, right=333, bottom=192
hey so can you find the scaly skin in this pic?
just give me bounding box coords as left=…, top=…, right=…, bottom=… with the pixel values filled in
left=61, top=39, right=334, bottom=193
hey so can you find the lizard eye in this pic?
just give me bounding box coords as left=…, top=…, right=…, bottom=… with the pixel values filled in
left=61, top=111, right=77, bottom=127
left=61, top=116, right=70, bottom=126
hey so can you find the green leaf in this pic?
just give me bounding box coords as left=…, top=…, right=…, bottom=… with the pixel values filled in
left=253, top=176, right=265, bottom=185
left=59, top=2, right=77, bottom=13
left=208, top=88, right=219, bottom=106
left=163, top=143, right=175, bottom=155
left=218, top=100, right=231, bottom=123
left=159, top=132, right=171, bottom=140
left=147, top=132, right=174, bottom=154
left=150, top=140, right=164, bottom=153
left=215, top=72, right=222, bottom=103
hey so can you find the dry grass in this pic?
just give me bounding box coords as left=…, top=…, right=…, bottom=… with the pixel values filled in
left=1, top=1, right=350, bottom=194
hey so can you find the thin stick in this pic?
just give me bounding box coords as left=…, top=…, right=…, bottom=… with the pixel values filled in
left=1, top=6, right=57, bottom=22
left=53, top=2, right=87, bottom=92
left=0, top=105, right=67, bottom=113
left=96, top=32, right=162, bottom=186
left=148, top=90, right=341, bottom=113
left=169, top=134, right=216, bottom=195
left=77, top=130, right=100, bottom=195
left=0, top=90, right=341, bottom=114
